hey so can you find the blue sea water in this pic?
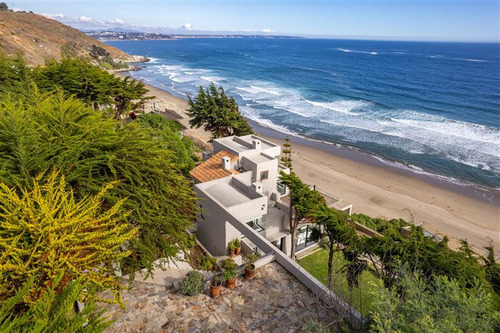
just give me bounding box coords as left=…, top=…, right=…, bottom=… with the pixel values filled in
left=107, top=39, right=500, bottom=191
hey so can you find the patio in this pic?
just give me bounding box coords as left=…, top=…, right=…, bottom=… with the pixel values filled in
left=102, top=262, right=330, bottom=332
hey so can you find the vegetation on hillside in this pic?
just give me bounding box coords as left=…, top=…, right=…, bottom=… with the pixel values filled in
left=281, top=139, right=499, bottom=331
left=187, top=83, right=253, bottom=140
left=0, top=9, right=131, bottom=66
left=0, top=276, right=112, bottom=332
left=138, top=113, right=198, bottom=174
left=35, top=57, right=151, bottom=116
left=0, top=53, right=198, bottom=329
left=370, top=263, right=500, bottom=332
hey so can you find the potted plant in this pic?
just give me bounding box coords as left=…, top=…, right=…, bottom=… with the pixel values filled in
left=234, top=238, right=241, bottom=255
left=210, top=275, right=222, bottom=298
left=222, top=258, right=238, bottom=289
left=244, top=253, right=258, bottom=280
left=227, top=240, right=236, bottom=258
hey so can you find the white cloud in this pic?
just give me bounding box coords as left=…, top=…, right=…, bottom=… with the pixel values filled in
left=106, top=18, right=126, bottom=25
left=42, top=13, right=65, bottom=19
left=182, top=23, right=192, bottom=30
left=261, top=28, right=273, bottom=33
left=78, top=16, right=93, bottom=22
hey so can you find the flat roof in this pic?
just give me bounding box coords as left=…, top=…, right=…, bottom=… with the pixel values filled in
left=245, top=153, right=275, bottom=164
left=215, top=135, right=278, bottom=154
left=205, top=182, right=254, bottom=207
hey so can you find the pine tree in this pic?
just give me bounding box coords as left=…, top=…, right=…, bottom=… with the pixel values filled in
left=187, top=83, right=253, bottom=140
left=279, top=172, right=325, bottom=259
left=280, top=136, right=293, bottom=170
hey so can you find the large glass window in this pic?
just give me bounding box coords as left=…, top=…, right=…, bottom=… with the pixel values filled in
left=246, top=217, right=264, bottom=232
left=295, top=225, right=318, bottom=251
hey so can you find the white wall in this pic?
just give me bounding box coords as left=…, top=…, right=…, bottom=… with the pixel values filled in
left=195, top=181, right=268, bottom=256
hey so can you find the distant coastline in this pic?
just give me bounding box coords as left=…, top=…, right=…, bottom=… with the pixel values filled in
left=89, top=31, right=306, bottom=42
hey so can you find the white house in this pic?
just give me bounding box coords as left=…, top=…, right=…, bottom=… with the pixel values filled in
left=190, top=135, right=322, bottom=257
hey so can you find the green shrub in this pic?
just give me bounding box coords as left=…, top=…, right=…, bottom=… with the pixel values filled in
left=222, top=258, right=238, bottom=280
left=0, top=275, right=112, bottom=332
left=179, top=271, right=204, bottom=296
left=233, top=238, right=240, bottom=248
left=197, top=255, right=217, bottom=271
left=227, top=240, right=236, bottom=252
left=245, top=253, right=258, bottom=266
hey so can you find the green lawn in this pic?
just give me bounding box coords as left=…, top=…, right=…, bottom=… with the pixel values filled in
left=298, top=249, right=382, bottom=315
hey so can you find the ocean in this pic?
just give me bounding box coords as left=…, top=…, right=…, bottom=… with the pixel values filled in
left=107, top=38, right=500, bottom=195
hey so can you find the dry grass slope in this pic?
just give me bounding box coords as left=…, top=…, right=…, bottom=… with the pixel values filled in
left=0, top=10, right=131, bottom=65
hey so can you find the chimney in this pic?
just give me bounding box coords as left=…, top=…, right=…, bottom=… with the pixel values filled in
left=251, top=182, right=263, bottom=194
left=252, top=139, right=262, bottom=151
left=222, top=156, right=231, bottom=170
left=202, top=151, right=212, bottom=162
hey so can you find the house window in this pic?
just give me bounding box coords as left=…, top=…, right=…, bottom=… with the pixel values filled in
left=246, top=217, right=264, bottom=232
left=260, top=170, right=269, bottom=181
left=295, top=225, right=318, bottom=252
left=272, top=237, right=284, bottom=251
left=277, top=180, right=287, bottom=195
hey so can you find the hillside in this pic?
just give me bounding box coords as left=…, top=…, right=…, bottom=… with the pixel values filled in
left=0, top=10, right=136, bottom=66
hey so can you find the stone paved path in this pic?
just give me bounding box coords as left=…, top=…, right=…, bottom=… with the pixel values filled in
left=102, top=262, right=330, bottom=332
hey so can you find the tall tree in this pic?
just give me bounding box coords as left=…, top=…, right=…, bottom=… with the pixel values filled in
left=280, top=172, right=325, bottom=259
left=112, top=75, right=151, bottom=119
left=35, top=58, right=151, bottom=114
left=187, top=83, right=253, bottom=140
left=280, top=135, right=293, bottom=170
left=313, top=205, right=357, bottom=290
left=484, top=245, right=500, bottom=295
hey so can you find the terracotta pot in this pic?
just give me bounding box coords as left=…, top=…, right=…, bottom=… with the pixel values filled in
left=226, top=278, right=236, bottom=289
left=235, top=247, right=241, bottom=255
left=229, top=249, right=235, bottom=258
left=245, top=264, right=255, bottom=280
left=210, top=282, right=222, bottom=298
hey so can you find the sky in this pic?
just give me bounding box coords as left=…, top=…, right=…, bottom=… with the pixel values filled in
left=7, top=0, right=500, bottom=42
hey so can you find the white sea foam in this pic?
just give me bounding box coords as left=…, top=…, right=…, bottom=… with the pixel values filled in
left=428, top=55, right=489, bottom=63
left=143, top=60, right=500, bottom=177
left=147, top=57, right=160, bottom=63
left=201, top=76, right=224, bottom=84
left=305, top=99, right=370, bottom=115
left=236, top=85, right=281, bottom=96
left=337, top=48, right=378, bottom=55
left=454, top=58, right=489, bottom=63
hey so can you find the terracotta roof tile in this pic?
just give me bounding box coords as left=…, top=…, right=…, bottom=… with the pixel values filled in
left=190, top=150, right=239, bottom=183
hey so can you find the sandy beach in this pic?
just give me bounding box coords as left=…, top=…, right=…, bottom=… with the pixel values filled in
left=137, top=79, right=499, bottom=255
